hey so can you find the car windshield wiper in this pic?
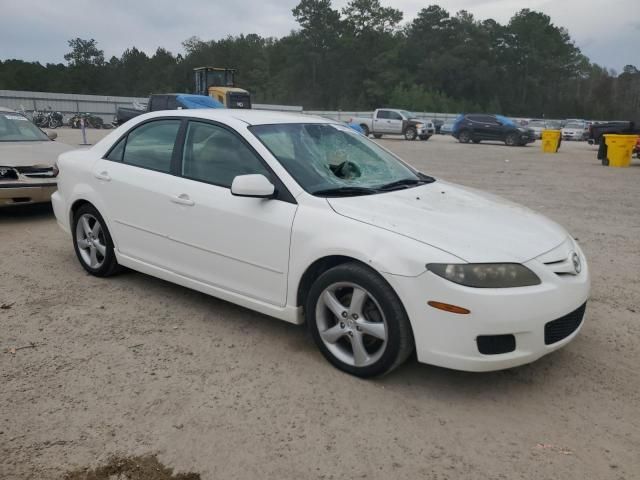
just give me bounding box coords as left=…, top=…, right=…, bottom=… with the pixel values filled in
left=312, top=186, right=381, bottom=197
left=377, top=175, right=435, bottom=191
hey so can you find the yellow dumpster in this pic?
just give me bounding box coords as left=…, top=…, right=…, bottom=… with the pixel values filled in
left=541, top=129, right=561, bottom=153
left=603, top=134, right=638, bottom=167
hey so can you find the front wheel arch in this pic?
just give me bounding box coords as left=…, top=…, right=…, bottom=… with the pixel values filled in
left=297, top=255, right=366, bottom=308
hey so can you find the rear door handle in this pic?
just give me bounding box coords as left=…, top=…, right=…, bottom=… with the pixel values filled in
left=95, top=171, right=111, bottom=181
left=170, top=193, right=195, bottom=206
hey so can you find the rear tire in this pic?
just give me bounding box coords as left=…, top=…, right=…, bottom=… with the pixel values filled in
left=458, top=130, right=471, bottom=143
left=472, top=139, right=481, bottom=144
left=306, top=262, right=414, bottom=378
left=72, top=204, right=121, bottom=277
left=360, top=125, right=370, bottom=136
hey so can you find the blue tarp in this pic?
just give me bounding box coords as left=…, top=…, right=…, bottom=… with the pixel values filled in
left=176, top=94, right=225, bottom=109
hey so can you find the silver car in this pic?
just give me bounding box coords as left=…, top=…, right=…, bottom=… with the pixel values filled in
left=0, top=107, right=73, bottom=207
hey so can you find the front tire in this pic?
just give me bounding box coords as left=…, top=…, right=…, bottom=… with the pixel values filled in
left=419, top=135, right=431, bottom=141
left=373, top=133, right=382, bottom=139
left=306, top=263, right=414, bottom=378
left=505, top=133, right=519, bottom=146
left=458, top=130, right=471, bottom=143
left=404, top=127, right=417, bottom=141
left=72, top=204, right=121, bottom=277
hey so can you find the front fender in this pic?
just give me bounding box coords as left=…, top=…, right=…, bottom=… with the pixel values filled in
left=287, top=201, right=461, bottom=306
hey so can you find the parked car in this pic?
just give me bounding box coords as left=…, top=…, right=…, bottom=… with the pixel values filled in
left=452, top=114, right=536, bottom=146
left=561, top=120, right=589, bottom=141
left=350, top=109, right=435, bottom=140
left=588, top=120, right=639, bottom=145
left=52, top=109, right=590, bottom=377
left=115, top=93, right=224, bottom=125
left=527, top=119, right=561, bottom=139
left=432, top=119, right=444, bottom=134
left=440, top=121, right=455, bottom=135
left=0, top=107, right=73, bottom=207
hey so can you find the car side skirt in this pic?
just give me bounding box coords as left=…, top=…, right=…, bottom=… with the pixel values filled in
left=116, top=252, right=305, bottom=325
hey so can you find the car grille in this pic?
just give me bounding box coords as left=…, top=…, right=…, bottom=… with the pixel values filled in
left=16, top=166, right=56, bottom=178
left=544, top=303, right=586, bottom=345
left=477, top=334, right=516, bottom=355
left=0, top=167, right=18, bottom=180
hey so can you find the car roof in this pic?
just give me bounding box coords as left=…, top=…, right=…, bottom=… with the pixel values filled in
left=146, top=108, right=332, bottom=126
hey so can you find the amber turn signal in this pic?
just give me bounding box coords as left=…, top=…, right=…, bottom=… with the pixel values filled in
left=428, top=301, right=470, bottom=315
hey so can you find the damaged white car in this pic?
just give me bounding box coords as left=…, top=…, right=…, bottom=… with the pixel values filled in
left=51, top=110, right=590, bottom=377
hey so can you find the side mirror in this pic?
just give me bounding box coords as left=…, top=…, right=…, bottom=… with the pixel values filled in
left=47, top=131, right=58, bottom=140
left=231, top=174, right=275, bottom=198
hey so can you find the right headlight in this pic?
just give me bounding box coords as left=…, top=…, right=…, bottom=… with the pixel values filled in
left=427, top=263, right=541, bottom=288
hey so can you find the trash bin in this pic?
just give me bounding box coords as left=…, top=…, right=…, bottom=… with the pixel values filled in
left=603, top=134, right=638, bottom=167
left=541, top=130, right=561, bottom=153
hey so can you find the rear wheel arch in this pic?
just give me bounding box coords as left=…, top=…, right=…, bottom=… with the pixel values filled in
left=69, top=199, right=92, bottom=230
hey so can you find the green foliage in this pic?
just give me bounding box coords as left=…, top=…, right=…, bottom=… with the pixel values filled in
left=0, top=2, right=637, bottom=119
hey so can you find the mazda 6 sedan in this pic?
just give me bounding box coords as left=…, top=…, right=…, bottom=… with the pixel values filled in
left=52, top=110, right=590, bottom=377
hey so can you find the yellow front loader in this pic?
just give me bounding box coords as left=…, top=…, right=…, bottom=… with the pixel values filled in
left=193, top=67, right=251, bottom=109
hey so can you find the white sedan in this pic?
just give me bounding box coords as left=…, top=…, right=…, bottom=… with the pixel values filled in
left=52, top=110, right=590, bottom=377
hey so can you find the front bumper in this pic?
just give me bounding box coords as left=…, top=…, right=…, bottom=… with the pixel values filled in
left=417, top=126, right=433, bottom=136
left=0, top=182, right=57, bottom=207
left=383, top=241, right=590, bottom=372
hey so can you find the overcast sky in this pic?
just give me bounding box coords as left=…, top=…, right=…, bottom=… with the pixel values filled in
left=1, top=0, right=638, bottom=72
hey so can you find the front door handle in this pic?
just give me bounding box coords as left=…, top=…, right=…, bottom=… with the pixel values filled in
left=170, top=193, right=195, bottom=206
left=95, top=171, right=111, bottom=181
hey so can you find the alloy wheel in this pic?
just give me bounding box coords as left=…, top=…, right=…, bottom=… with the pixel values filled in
left=315, top=282, right=388, bottom=367
left=75, top=213, right=107, bottom=269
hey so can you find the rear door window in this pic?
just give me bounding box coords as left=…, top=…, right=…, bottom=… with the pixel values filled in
left=376, top=110, right=389, bottom=119
left=121, top=120, right=180, bottom=173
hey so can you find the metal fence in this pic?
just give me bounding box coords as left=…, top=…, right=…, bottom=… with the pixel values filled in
left=303, top=110, right=462, bottom=123
left=0, top=90, right=554, bottom=127
left=0, top=89, right=305, bottom=124
left=0, top=89, right=148, bottom=124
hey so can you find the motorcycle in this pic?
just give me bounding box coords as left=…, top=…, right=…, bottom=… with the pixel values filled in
left=69, top=113, right=104, bottom=129
left=32, top=108, right=63, bottom=129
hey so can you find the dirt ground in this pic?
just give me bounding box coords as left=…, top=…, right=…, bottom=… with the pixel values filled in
left=1, top=128, right=639, bottom=479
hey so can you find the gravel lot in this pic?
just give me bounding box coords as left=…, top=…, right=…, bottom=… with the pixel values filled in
left=2, top=128, right=639, bottom=479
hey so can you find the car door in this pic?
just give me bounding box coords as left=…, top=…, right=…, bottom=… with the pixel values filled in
left=167, top=120, right=297, bottom=306
left=482, top=115, right=504, bottom=140
left=373, top=110, right=389, bottom=133
left=386, top=111, right=404, bottom=134
left=92, top=118, right=182, bottom=267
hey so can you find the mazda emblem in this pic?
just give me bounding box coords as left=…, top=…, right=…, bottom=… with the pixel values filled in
left=571, top=252, right=581, bottom=274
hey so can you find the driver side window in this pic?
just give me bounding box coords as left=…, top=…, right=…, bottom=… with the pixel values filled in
left=181, top=121, right=270, bottom=188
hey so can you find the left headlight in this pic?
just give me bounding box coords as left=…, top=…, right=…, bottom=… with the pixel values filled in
left=427, top=263, right=541, bottom=288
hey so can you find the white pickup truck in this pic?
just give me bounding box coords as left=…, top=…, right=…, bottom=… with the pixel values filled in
left=351, top=108, right=435, bottom=140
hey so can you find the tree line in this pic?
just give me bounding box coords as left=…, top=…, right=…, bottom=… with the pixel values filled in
left=1, top=0, right=638, bottom=120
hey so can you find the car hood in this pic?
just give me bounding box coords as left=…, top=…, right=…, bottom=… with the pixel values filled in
left=1, top=141, right=74, bottom=167
left=327, top=181, right=568, bottom=263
